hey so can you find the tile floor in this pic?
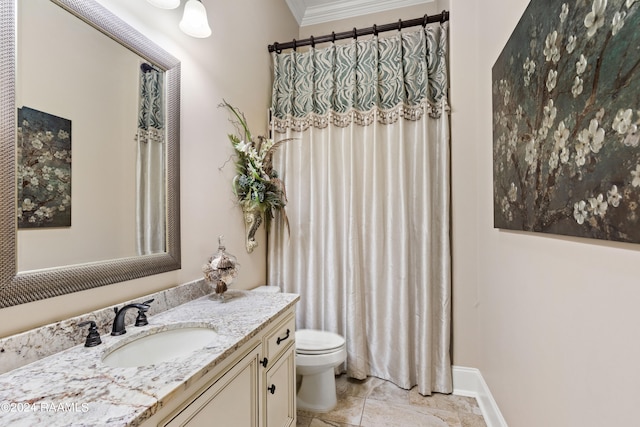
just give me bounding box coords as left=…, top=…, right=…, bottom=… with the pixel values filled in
left=296, top=375, right=487, bottom=427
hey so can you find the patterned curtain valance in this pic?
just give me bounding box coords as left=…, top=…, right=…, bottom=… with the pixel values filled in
left=138, top=67, right=165, bottom=143
left=271, top=23, right=449, bottom=132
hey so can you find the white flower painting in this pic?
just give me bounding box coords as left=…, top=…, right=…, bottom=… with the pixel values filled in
left=17, top=107, right=72, bottom=228
left=493, top=0, right=640, bottom=242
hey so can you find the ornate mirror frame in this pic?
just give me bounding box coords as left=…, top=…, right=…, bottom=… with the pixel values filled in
left=0, top=0, right=181, bottom=308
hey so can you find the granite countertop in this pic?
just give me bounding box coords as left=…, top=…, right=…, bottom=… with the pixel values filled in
left=0, top=289, right=299, bottom=427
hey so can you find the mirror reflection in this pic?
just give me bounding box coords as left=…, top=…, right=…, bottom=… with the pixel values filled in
left=16, top=0, right=166, bottom=272
left=0, top=0, right=181, bottom=309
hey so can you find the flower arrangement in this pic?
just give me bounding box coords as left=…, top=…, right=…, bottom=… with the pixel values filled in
left=221, top=100, right=289, bottom=252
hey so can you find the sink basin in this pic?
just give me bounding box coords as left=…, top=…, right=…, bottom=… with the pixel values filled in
left=102, top=326, right=218, bottom=368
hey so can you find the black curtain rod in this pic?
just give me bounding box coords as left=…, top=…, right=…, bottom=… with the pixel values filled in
left=268, top=10, right=449, bottom=53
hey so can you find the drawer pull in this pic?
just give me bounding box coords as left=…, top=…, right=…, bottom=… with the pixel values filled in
left=276, top=329, right=290, bottom=345
left=260, top=357, right=268, bottom=367
left=268, top=384, right=276, bottom=394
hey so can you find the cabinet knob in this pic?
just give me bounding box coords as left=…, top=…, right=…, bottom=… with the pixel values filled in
left=260, top=357, right=268, bottom=368
left=268, top=384, right=276, bottom=395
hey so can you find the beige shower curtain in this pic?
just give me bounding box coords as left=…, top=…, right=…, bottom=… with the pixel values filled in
left=268, top=24, right=451, bottom=395
left=136, top=64, right=166, bottom=256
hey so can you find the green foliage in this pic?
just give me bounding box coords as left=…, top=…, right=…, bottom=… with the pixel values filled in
left=221, top=100, right=288, bottom=226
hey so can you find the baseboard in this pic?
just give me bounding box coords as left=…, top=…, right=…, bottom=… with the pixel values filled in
left=452, top=366, right=508, bottom=427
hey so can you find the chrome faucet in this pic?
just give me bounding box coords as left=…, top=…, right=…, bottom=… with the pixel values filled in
left=111, top=299, right=154, bottom=336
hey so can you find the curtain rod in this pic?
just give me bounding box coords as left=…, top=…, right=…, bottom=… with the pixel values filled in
left=268, top=10, right=449, bottom=53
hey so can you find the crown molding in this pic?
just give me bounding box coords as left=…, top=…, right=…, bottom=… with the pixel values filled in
left=285, top=0, right=307, bottom=26
left=286, top=0, right=434, bottom=27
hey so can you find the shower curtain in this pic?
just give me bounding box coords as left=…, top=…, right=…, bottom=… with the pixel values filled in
left=136, top=64, right=166, bottom=256
left=268, top=24, right=451, bottom=395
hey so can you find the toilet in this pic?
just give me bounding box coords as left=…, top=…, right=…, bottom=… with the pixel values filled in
left=295, top=329, right=346, bottom=412
left=251, top=286, right=347, bottom=412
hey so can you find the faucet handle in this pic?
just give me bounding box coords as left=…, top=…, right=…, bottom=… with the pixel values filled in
left=141, top=298, right=155, bottom=308
left=78, top=320, right=102, bottom=347
left=135, top=299, right=155, bottom=326
left=135, top=309, right=149, bottom=326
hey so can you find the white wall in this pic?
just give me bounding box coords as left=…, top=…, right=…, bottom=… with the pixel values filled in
left=0, top=0, right=298, bottom=337
left=451, top=0, right=640, bottom=425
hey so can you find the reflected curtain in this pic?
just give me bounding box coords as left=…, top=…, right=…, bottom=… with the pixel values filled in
left=136, top=63, right=165, bottom=255
left=268, top=24, right=452, bottom=395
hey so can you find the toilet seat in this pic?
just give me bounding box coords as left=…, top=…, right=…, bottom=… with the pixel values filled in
left=296, top=329, right=345, bottom=355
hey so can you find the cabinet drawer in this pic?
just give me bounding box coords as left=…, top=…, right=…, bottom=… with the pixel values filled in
left=264, top=314, right=295, bottom=363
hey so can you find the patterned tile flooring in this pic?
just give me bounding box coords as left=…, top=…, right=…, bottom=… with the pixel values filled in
left=296, top=375, right=488, bottom=427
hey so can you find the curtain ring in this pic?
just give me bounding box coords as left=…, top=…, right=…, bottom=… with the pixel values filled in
left=441, top=10, right=447, bottom=23
left=274, top=42, right=281, bottom=54
left=373, top=24, right=378, bottom=36
left=293, top=39, right=297, bottom=51
left=353, top=27, right=357, bottom=40
left=332, top=31, right=336, bottom=43
left=398, top=19, right=402, bottom=31
left=310, top=35, right=315, bottom=48
left=423, top=14, right=428, bottom=27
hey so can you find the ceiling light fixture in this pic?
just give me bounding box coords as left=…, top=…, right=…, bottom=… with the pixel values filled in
left=147, top=0, right=212, bottom=38
left=179, top=0, right=212, bottom=38
left=146, top=0, right=180, bottom=9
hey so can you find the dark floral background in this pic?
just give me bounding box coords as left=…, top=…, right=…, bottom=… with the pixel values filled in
left=493, top=0, right=639, bottom=242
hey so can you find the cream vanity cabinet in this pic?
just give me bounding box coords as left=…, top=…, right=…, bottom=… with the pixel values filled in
left=143, top=308, right=296, bottom=427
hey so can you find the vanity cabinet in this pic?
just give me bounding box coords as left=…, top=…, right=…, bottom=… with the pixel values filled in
left=144, top=308, right=296, bottom=427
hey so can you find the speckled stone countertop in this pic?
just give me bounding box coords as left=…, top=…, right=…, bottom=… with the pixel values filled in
left=0, top=289, right=298, bottom=427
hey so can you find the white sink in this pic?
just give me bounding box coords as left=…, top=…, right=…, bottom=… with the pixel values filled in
left=102, top=326, right=218, bottom=368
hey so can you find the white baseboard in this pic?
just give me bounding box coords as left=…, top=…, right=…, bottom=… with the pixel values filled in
left=452, top=366, right=508, bottom=427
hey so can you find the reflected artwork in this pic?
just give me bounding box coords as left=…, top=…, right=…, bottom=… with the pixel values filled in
left=492, top=0, right=640, bottom=242
left=17, top=106, right=72, bottom=228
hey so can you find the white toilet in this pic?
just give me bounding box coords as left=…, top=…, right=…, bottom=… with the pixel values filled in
left=295, top=329, right=346, bottom=412
left=251, top=286, right=347, bottom=412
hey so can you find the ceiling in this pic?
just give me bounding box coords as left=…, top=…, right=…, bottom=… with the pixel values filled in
left=285, top=0, right=434, bottom=26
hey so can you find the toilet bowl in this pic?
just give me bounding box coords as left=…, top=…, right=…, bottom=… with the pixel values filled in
left=295, top=329, right=346, bottom=412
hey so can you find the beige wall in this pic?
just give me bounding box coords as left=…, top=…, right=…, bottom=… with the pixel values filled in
left=0, top=0, right=298, bottom=337
left=452, top=0, right=640, bottom=426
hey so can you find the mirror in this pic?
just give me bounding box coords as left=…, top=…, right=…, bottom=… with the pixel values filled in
left=0, top=0, right=181, bottom=308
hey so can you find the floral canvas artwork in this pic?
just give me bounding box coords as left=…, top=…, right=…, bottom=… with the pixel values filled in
left=17, top=106, right=72, bottom=228
left=492, top=0, right=640, bottom=243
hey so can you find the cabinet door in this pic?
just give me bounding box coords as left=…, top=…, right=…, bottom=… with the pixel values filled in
left=164, top=346, right=260, bottom=427
left=264, top=346, right=296, bottom=427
